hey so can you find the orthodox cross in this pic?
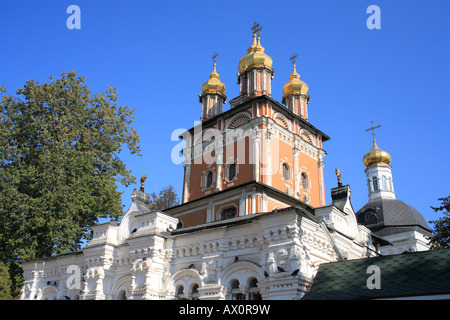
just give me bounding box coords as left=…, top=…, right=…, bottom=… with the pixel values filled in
left=212, top=52, right=218, bottom=64
left=251, top=21, right=262, bottom=36
left=289, top=53, right=298, bottom=65
left=365, top=121, right=381, bottom=141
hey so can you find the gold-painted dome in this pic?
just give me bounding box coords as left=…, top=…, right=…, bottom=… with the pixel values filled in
left=363, top=140, right=391, bottom=167
left=282, top=64, right=309, bottom=97
left=238, top=34, right=273, bottom=74
left=200, top=63, right=226, bottom=96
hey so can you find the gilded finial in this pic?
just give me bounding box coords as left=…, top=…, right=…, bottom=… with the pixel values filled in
left=335, top=168, right=342, bottom=187
left=140, top=174, right=147, bottom=191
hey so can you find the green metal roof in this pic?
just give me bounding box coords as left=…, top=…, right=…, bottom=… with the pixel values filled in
left=302, top=248, right=450, bottom=300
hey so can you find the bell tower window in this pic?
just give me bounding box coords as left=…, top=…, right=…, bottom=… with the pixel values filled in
left=301, top=172, right=308, bottom=189
left=372, top=177, right=379, bottom=191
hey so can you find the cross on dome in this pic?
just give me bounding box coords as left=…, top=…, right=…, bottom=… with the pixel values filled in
left=251, top=21, right=262, bottom=36
left=289, top=53, right=298, bottom=65
left=365, top=121, right=381, bottom=142
left=212, top=52, right=218, bottom=65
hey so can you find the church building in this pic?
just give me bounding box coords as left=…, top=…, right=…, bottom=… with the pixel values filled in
left=20, top=24, right=431, bottom=300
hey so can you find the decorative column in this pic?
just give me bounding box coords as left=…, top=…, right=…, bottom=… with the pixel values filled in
left=251, top=194, right=256, bottom=214
left=239, top=189, right=247, bottom=217
left=206, top=199, right=214, bottom=222
left=252, top=128, right=261, bottom=182
left=94, top=268, right=105, bottom=300
left=183, top=163, right=191, bottom=203
left=264, top=127, right=273, bottom=185
left=318, top=152, right=326, bottom=206
left=293, top=146, right=300, bottom=199
left=215, top=147, right=223, bottom=192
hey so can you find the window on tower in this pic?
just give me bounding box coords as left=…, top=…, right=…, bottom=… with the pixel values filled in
left=282, top=163, right=290, bottom=181
left=227, top=163, right=236, bottom=181
left=301, top=172, right=308, bottom=189
left=382, top=176, right=387, bottom=190
left=372, top=177, right=379, bottom=191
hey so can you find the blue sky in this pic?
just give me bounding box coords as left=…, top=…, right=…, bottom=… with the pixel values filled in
left=1, top=0, right=449, bottom=228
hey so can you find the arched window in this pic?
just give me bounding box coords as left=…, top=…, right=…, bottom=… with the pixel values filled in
left=382, top=176, right=387, bottom=190
left=230, top=279, right=244, bottom=300
left=248, top=277, right=262, bottom=300
left=220, top=207, right=237, bottom=220
left=282, top=163, right=290, bottom=180
left=176, top=285, right=187, bottom=300
left=119, top=290, right=127, bottom=300
left=227, top=163, right=236, bottom=181
left=388, top=178, right=393, bottom=191
left=191, top=284, right=199, bottom=300
left=205, top=171, right=213, bottom=189
left=372, top=177, right=379, bottom=191
left=301, top=172, right=308, bottom=189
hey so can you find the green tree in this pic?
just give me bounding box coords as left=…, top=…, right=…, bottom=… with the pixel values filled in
left=429, top=196, right=450, bottom=249
left=0, top=262, right=13, bottom=300
left=149, top=185, right=180, bottom=212
left=0, top=71, right=140, bottom=275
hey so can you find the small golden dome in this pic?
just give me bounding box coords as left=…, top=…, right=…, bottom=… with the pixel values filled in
left=238, top=34, right=273, bottom=74
left=363, top=140, right=391, bottom=166
left=200, top=63, right=226, bottom=96
left=282, top=64, right=309, bottom=97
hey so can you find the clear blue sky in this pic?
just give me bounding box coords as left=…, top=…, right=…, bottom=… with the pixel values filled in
left=1, top=1, right=449, bottom=227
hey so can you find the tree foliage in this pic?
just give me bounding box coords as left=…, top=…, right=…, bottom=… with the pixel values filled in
left=0, top=70, right=141, bottom=266
left=0, top=262, right=13, bottom=300
left=429, top=196, right=450, bottom=249
left=148, top=185, right=180, bottom=212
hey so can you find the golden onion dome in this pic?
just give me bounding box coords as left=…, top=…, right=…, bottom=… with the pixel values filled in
left=238, top=34, right=273, bottom=74
left=200, top=62, right=226, bottom=96
left=363, top=140, right=392, bottom=167
left=282, top=64, right=309, bottom=97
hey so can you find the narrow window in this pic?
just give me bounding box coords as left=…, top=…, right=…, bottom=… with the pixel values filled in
left=382, top=176, right=387, bottom=190
left=248, top=278, right=262, bottom=300
left=176, top=285, right=186, bottom=300
left=227, top=163, right=236, bottom=181
left=230, top=279, right=244, bottom=300
left=301, top=172, right=308, bottom=189
left=205, top=171, right=213, bottom=188
left=282, top=163, right=290, bottom=180
left=191, top=284, right=199, bottom=300
left=372, top=177, right=379, bottom=191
